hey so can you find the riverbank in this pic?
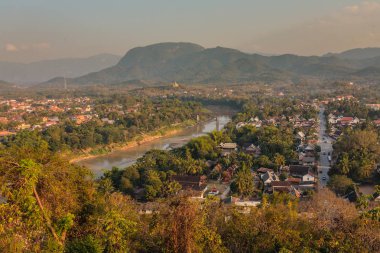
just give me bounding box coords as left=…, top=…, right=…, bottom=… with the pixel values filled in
left=75, top=115, right=233, bottom=176
left=73, top=105, right=236, bottom=175
left=69, top=123, right=194, bottom=163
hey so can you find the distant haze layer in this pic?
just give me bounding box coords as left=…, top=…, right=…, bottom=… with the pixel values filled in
left=0, top=54, right=120, bottom=84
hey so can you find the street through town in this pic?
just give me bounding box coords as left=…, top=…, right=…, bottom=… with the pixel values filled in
left=318, top=106, right=333, bottom=188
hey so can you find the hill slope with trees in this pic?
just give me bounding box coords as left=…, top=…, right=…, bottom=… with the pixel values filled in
left=48, top=43, right=380, bottom=86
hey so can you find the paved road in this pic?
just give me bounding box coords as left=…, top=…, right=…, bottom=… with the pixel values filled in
left=317, top=106, right=333, bottom=187
left=220, top=186, right=230, bottom=200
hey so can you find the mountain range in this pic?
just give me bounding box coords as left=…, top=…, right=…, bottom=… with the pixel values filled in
left=3, top=43, right=380, bottom=87
left=0, top=54, right=121, bottom=84
left=324, top=48, right=380, bottom=60
left=64, top=43, right=380, bottom=86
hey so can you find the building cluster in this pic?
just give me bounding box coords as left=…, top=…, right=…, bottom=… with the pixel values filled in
left=173, top=145, right=318, bottom=211
left=0, top=97, right=143, bottom=139
left=319, top=94, right=356, bottom=104
left=319, top=95, right=380, bottom=131
left=0, top=97, right=96, bottom=137
left=327, top=113, right=365, bottom=139
left=171, top=108, right=320, bottom=208
left=258, top=165, right=316, bottom=197
left=365, top=104, right=380, bottom=111
left=236, top=113, right=318, bottom=133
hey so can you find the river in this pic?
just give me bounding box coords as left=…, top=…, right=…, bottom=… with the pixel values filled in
left=76, top=106, right=234, bottom=176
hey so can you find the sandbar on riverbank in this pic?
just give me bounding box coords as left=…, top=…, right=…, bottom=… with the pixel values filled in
left=69, top=127, right=185, bottom=163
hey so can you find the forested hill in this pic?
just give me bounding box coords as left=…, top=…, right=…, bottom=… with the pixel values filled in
left=53, top=43, right=380, bottom=86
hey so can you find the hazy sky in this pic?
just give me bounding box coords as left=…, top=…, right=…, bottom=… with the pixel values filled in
left=1, top=0, right=380, bottom=62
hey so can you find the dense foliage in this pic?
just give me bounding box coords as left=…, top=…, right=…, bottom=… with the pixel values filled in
left=331, top=129, right=380, bottom=182
left=1, top=135, right=379, bottom=253
left=327, top=100, right=369, bottom=119
left=102, top=132, right=226, bottom=201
